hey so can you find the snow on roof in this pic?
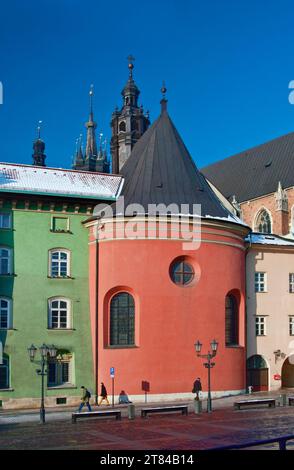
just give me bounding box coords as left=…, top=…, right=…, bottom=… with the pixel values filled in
left=248, top=233, right=294, bottom=246
left=0, top=163, right=124, bottom=200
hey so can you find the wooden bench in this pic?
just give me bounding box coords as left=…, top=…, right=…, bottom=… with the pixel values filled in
left=141, top=405, right=188, bottom=418
left=72, top=410, right=121, bottom=423
left=288, top=396, right=294, bottom=406
left=234, top=399, right=276, bottom=410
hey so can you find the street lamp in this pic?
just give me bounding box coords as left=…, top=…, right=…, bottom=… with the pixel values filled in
left=27, top=343, right=57, bottom=424
left=194, top=339, right=218, bottom=413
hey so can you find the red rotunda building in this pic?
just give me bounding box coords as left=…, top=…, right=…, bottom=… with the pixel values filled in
left=85, top=94, right=250, bottom=403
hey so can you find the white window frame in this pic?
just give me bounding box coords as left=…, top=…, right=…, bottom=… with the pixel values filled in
left=255, top=316, right=266, bottom=336
left=289, top=274, right=294, bottom=293
left=290, top=316, right=294, bottom=336
left=255, top=272, right=267, bottom=292
left=0, top=213, right=11, bottom=229
left=49, top=249, right=70, bottom=278
left=0, top=298, right=12, bottom=329
left=48, top=297, right=71, bottom=329
left=0, top=246, right=12, bottom=275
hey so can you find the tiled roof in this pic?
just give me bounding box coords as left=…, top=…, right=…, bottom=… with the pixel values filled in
left=0, top=163, right=124, bottom=200
left=201, top=132, right=294, bottom=203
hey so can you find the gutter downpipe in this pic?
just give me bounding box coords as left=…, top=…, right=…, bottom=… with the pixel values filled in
left=95, top=236, right=99, bottom=405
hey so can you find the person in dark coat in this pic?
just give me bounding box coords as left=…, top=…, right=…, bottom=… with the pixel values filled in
left=192, top=377, right=202, bottom=400
left=98, top=382, right=110, bottom=406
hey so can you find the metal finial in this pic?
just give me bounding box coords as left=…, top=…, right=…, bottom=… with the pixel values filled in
left=127, top=55, right=135, bottom=77
left=161, top=81, right=167, bottom=98
left=37, top=120, right=42, bottom=139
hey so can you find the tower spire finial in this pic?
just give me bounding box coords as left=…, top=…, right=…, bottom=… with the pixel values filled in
left=127, top=55, right=135, bottom=78
left=89, top=84, right=94, bottom=120
left=160, top=81, right=168, bottom=113
left=37, top=120, right=42, bottom=139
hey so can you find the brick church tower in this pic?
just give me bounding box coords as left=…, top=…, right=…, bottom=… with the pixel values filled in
left=110, top=57, right=150, bottom=174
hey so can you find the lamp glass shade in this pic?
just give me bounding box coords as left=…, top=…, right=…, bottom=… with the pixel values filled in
left=48, top=344, right=57, bottom=358
left=211, top=339, right=218, bottom=352
left=39, top=343, right=48, bottom=358
left=194, top=340, right=202, bottom=353
left=28, top=344, right=37, bottom=361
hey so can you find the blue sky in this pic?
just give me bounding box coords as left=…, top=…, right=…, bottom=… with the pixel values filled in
left=1, top=0, right=294, bottom=170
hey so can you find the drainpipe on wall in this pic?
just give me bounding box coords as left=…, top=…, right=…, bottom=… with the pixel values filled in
left=95, top=238, right=99, bottom=404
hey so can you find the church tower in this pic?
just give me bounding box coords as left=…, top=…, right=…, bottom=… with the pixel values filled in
left=72, top=86, right=110, bottom=173
left=32, top=121, right=46, bottom=167
left=110, top=56, right=150, bottom=174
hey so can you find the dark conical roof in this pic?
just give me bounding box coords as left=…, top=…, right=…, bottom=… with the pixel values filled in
left=117, top=105, right=240, bottom=221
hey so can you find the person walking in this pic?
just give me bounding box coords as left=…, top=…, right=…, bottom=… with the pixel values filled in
left=192, top=377, right=202, bottom=401
left=78, top=386, right=92, bottom=412
left=98, top=382, right=110, bottom=406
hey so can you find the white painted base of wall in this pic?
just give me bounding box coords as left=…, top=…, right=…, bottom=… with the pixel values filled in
left=0, top=389, right=246, bottom=410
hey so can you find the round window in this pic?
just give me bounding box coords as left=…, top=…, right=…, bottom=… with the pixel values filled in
left=170, top=259, right=195, bottom=286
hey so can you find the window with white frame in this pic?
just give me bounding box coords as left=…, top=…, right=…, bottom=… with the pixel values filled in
left=290, top=317, right=294, bottom=336
left=49, top=249, right=70, bottom=277
left=47, top=352, right=73, bottom=387
left=0, top=298, right=12, bottom=329
left=0, top=247, right=11, bottom=275
left=289, top=274, right=294, bottom=293
left=255, top=272, right=267, bottom=292
left=0, top=213, right=11, bottom=229
left=48, top=298, right=71, bottom=329
left=255, top=316, right=266, bottom=336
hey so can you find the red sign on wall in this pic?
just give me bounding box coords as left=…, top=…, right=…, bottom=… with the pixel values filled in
left=274, top=374, right=281, bottom=380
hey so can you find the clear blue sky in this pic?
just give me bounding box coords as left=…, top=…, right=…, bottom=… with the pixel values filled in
left=1, top=0, right=294, bottom=170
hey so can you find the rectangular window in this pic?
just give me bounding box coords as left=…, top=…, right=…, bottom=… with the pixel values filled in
left=256, top=317, right=266, bottom=336
left=289, top=274, right=294, bottom=293
left=51, top=217, right=69, bottom=233
left=290, top=317, right=294, bottom=336
left=0, top=298, right=11, bottom=329
left=0, top=358, right=9, bottom=389
left=48, top=360, right=72, bottom=387
left=0, top=213, right=11, bottom=229
left=255, top=272, right=267, bottom=292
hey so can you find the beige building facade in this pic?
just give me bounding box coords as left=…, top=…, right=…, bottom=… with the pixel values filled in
left=246, top=235, right=294, bottom=391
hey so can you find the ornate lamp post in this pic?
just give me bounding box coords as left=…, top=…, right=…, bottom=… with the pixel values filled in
left=194, top=339, right=218, bottom=413
left=27, top=343, right=57, bottom=424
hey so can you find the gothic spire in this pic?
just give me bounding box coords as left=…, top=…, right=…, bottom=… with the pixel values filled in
left=32, top=120, right=46, bottom=167
left=85, top=85, right=98, bottom=168
left=121, top=55, right=140, bottom=108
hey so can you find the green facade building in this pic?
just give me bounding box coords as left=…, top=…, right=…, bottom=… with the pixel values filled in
left=0, top=163, right=123, bottom=409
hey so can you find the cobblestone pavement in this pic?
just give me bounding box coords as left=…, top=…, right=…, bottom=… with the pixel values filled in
left=1, top=400, right=294, bottom=450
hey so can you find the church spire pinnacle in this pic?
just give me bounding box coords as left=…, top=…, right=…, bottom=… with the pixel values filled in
left=32, top=120, right=46, bottom=167
left=85, top=85, right=97, bottom=168
left=160, top=82, right=168, bottom=113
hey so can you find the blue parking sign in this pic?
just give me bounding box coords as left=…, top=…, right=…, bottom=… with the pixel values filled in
left=110, top=367, right=115, bottom=377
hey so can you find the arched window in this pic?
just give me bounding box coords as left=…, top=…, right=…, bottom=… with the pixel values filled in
left=0, top=298, right=12, bottom=329
left=110, top=292, right=135, bottom=346
left=0, top=354, right=9, bottom=389
left=119, top=121, right=126, bottom=132
left=0, top=247, right=11, bottom=275
left=48, top=298, right=71, bottom=329
left=49, top=249, right=70, bottom=277
left=255, top=209, right=272, bottom=233
left=225, top=294, right=239, bottom=346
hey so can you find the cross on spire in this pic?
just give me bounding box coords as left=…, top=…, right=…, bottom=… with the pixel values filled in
left=127, top=55, right=135, bottom=77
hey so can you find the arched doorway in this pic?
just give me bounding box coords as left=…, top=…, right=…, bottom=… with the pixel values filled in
left=247, top=355, right=269, bottom=391
left=282, top=355, right=294, bottom=388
